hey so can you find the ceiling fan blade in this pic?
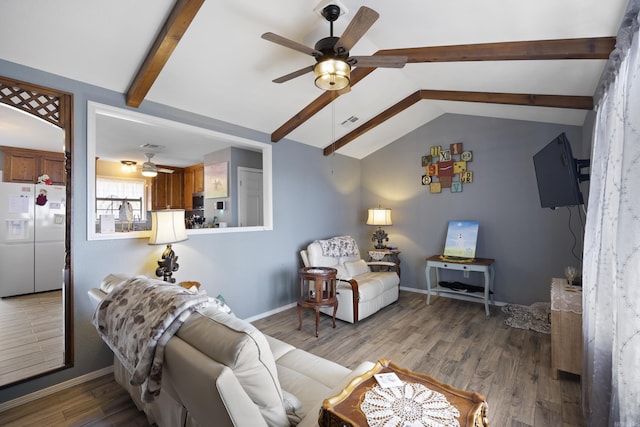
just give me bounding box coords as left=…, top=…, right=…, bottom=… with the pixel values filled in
left=262, top=32, right=322, bottom=57
left=272, top=65, right=315, bottom=83
left=349, top=55, right=407, bottom=68
left=156, top=167, right=175, bottom=174
left=333, top=6, right=379, bottom=54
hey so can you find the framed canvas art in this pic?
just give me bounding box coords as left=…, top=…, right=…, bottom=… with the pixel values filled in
left=205, top=162, right=228, bottom=198
left=443, top=221, right=479, bottom=259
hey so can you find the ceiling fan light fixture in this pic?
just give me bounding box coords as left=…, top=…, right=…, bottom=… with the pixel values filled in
left=314, top=59, right=350, bottom=90
left=141, top=168, right=157, bottom=178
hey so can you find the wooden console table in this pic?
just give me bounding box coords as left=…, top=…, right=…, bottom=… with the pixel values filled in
left=320, top=359, right=488, bottom=427
left=297, top=267, right=338, bottom=337
left=425, top=255, right=495, bottom=316
left=551, top=277, right=583, bottom=378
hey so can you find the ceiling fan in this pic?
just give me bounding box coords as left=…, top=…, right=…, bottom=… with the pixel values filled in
left=141, top=153, right=174, bottom=177
left=267, top=24, right=615, bottom=152
left=262, top=4, right=407, bottom=91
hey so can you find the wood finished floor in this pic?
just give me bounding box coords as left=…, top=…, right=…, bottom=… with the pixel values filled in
left=0, top=291, right=584, bottom=426
left=0, top=291, right=64, bottom=386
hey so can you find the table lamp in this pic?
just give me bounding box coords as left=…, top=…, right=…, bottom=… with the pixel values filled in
left=366, top=207, right=392, bottom=249
left=149, top=209, right=188, bottom=283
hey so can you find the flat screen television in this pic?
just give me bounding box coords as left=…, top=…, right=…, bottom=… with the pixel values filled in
left=533, top=132, right=589, bottom=209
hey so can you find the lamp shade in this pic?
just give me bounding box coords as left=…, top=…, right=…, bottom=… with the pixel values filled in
left=314, top=59, right=351, bottom=91
left=366, top=208, right=392, bottom=226
left=149, top=209, right=188, bottom=245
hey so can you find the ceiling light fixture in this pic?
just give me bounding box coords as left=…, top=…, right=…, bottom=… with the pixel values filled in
left=314, top=58, right=350, bottom=91
left=120, top=160, right=137, bottom=173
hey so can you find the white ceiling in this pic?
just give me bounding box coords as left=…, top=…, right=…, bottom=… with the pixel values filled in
left=0, top=0, right=628, bottom=161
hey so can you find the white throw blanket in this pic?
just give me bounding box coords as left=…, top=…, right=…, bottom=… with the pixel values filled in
left=92, top=277, right=209, bottom=402
left=316, top=236, right=359, bottom=257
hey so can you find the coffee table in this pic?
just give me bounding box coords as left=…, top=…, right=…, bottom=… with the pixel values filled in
left=320, top=359, right=488, bottom=427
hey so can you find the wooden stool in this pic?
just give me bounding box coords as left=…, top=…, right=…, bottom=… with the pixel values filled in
left=297, top=267, right=338, bottom=337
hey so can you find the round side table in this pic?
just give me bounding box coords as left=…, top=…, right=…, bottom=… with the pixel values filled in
left=298, top=267, right=338, bottom=337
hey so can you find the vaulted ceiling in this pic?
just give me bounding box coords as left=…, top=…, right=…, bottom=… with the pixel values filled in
left=0, top=0, right=628, bottom=160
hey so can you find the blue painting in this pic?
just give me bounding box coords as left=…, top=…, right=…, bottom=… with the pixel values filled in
left=443, top=221, right=479, bottom=258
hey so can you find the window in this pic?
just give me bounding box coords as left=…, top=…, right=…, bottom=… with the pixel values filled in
left=95, top=176, right=146, bottom=221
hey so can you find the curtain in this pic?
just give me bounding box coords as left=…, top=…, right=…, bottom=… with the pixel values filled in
left=582, top=1, right=640, bottom=425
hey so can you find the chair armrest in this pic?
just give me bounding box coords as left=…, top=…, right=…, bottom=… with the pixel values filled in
left=367, top=262, right=399, bottom=273
left=366, top=261, right=396, bottom=267
left=336, top=278, right=360, bottom=322
left=88, top=288, right=107, bottom=311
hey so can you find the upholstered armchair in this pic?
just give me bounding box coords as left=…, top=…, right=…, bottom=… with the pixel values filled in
left=300, top=236, right=400, bottom=323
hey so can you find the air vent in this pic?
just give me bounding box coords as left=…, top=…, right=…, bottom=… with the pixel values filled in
left=340, top=116, right=359, bottom=128
left=139, top=143, right=163, bottom=150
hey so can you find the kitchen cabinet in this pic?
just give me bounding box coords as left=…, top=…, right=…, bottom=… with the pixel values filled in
left=152, top=168, right=184, bottom=210
left=194, top=164, right=204, bottom=193
left=183, top=163, right=204, bottom=209
left=1, top=146, right=65, bottom=184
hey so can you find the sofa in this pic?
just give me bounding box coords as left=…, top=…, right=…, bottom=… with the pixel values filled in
left=300, top=237, right=400, bottom=323
left=88, top=274, right=374, bottom=427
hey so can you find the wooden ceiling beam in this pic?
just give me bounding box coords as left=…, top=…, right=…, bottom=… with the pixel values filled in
left=418, top=90, right=594, bottom=109
left=126, top=0, right=205, bottom=107
left=270, top=67, right=375, bottom=142
left=323, top=90, right=594, bottom=155
left=323, top=91, right=422, bottom=155
left=379, top=37, right=616, bottom=62
left=273, top=37, right=615, bottom=143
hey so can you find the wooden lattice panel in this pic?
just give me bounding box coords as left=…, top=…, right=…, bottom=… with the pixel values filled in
left=0, top=83, right=61, bottom=127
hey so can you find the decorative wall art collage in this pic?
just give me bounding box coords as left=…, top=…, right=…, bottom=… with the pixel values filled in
left=421, top=142, right=473, bottom=193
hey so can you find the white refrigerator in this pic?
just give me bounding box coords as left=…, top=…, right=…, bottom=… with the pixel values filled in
left=0, top=182, right=66, bottom=297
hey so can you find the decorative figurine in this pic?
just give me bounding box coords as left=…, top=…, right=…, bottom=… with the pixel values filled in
left=156, top=244, right=180, bottom=283
left=371, top=228, right=389, bottom=249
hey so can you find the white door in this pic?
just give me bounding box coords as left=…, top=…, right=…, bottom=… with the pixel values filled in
left=237, top=168, right=263, bottom=227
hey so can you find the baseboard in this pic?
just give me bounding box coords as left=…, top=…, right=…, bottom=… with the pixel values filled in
left=244, top=302, right=296, bottom=323
left=0, top=366, right=114, bottom=413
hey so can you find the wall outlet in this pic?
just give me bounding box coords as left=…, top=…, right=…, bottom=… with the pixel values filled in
left=463, top=270, right=470, bottom=278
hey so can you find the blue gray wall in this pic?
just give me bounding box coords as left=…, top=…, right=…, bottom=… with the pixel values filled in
left=360, top=114, right=587, bottom=304
left=0, top=59, right=360, bottom=402
left=0, top=57, right=589, bottom=402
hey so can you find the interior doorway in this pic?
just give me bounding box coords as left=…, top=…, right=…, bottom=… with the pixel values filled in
left=237, top=167, right=263, bottom=227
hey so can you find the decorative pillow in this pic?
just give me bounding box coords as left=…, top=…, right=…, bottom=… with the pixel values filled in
left=99, top=273, right=130, bottom=293
left=344, top=259, right=371, bottom=277
left=209, top=294, right=233, bottom=315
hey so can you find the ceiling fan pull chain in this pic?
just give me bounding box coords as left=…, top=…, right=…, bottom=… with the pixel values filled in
left=331, top=99, right=336, bottom=174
